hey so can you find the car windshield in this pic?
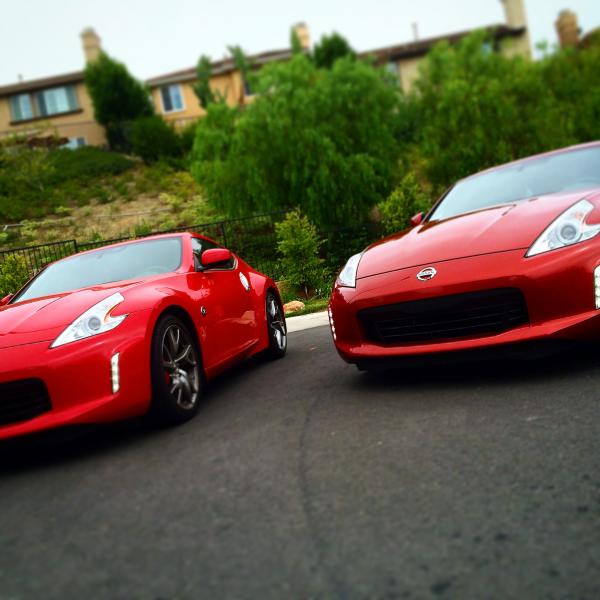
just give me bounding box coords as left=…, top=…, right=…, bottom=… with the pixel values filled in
left=429, top=146, right=600, bottom=222
left=14, top=237, right=183, bottom=302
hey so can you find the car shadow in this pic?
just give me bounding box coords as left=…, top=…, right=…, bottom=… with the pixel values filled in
left=2, top=344, right=599, bottom=472
left=354, top=342, right=600, bottom=391
left=0, top=355, right=264, bottom=475
left=0, top=419, right=151, bottom=474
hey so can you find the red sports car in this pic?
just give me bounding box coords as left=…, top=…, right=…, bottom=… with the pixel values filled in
left=0, top=233, right=287, bottom=440
left=329, top=142, right=600, bottom=370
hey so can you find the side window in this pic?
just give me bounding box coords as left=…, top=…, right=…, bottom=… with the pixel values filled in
left=192, top=238, right=235, bottom=271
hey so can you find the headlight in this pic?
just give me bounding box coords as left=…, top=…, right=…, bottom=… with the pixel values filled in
left=527, top=199, right=600, bottom=257
left=337, top=253, right=362, bottom=288
left=51, top=292, right=127, bottom=348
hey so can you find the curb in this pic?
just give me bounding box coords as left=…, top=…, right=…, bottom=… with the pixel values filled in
left=286, top=310, right=329, bottom=333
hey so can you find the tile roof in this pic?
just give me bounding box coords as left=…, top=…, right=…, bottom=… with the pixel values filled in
left=0, top=24, right=527, bottom=96
left=145, top=24, right=526, bottom=87
left=0, top=71, right=84, bottom=97
left=361, top=24, right=526, bottom=62
left=146, top=48, right=294, bottom=86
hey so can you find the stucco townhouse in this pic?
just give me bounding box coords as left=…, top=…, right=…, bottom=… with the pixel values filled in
left=0, top=0, right=533, bottom=147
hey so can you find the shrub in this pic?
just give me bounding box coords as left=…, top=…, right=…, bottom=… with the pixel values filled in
left=46, top=147, right=134, bottom=183
left=160, top=192, right=183, bottom=213
left=178, top=121, right=198, bottom=156
left=275, top=210, right=328, bottom=296
left=158, top=217, right=177, bottom=231
left=54, top=205, right=72, bottom=216
left=378, top=173, right=432, bottom=235
left=112, top=179, right=131, bottom=198
left=0, top=255, right=30, bottom=296
left=133, top=220, right=153, bottom=237
left=0, top=142, right=56, bottom=220
left=131, top=116, right=181, bottom=164
left=94, top=187, right=112, bottom=204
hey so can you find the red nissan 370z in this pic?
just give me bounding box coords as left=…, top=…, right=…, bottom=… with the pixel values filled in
left=0, top=233, right=287, bottom=440
left=329, top=142, right=600, bottom=370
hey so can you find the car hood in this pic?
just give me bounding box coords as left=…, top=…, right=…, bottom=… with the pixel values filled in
left=358, top=190, right=600, bottom=279
left=0, top=283, right=136, bottom=349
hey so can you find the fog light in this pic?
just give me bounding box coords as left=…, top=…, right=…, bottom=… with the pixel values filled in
left=595, top=266, right=600, bottom=310
left=111, top=353, right=120, bottom=393
left=328, top=306, right=337, bottom=341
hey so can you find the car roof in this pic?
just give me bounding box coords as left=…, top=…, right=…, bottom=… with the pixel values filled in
left=72, top=232, right=217, bottom=258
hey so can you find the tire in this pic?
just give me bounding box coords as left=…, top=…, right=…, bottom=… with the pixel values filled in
left=262, top=291, right=287, bottom=360
left=148, top=314, right=203, bottom=426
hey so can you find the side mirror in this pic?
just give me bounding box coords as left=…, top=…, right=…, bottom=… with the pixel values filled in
left=201, top=248, right=233, bottom=269
left=0, top=294, right=13, bottom=306
left=410, top=212, right=424, bottom=226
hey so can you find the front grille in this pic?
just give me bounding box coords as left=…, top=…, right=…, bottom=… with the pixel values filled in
left=358, top=288, right=529, bottom=345
left=0, top=379, right=51, bottom=426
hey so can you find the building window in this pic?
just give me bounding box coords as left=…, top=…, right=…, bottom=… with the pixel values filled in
left=482, top=41, right=494, bottom=55
left=9, top=86, right=78, bottom=122
left=63, top=137, right=86, bottom=150
left=386, top=62, right=399, bottom=75
left=9, top=93, right=34, bottom=122
left=35, top=86, right=78, bottom=116
left=160, top=84, right=184, bottom=113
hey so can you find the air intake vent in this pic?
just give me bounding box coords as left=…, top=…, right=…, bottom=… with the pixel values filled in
left=358, top=288, right=529, bottom=345
left=0, top=379, right=51, bottom=426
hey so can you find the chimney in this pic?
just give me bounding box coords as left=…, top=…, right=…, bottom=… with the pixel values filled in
left=500, top=0, right=527, bottom=29
left=292, top=22, right=310, bottom=50
left=81, top=27, right=102, bottom=63
left=555, top=10, right=580, bottom=49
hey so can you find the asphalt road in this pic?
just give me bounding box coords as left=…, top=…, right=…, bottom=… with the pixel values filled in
left=1, top=325, right=600, bottom=600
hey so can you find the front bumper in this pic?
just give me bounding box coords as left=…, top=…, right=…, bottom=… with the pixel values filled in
left=329, top=245, right=600, bottom=363
left=0, top=310, right=152, bottom=441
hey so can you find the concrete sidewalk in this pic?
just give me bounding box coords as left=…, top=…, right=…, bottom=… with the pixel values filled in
left=286, top=310, right=329, bottom=333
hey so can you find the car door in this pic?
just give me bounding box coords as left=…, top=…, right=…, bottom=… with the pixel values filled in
left=190, top=237, right=258, bottom=366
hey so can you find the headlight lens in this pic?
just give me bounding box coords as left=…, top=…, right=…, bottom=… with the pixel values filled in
left=527, top=199, right=600, bottom=257
left=337, top=253, right=362, bottom=288
left=51, top=292, right=127, bottom=348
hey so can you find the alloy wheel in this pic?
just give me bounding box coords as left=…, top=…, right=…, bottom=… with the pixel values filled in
left=161, top=324, right=200, bottom=410
left=268, top=296, right=287, bottom=351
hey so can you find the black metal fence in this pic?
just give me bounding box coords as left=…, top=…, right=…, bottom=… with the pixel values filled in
left=0, top=211, right=290, bottom=280
left=0, top=211, right=388, bottom=284
left=0, top=239, right=79, bottom=274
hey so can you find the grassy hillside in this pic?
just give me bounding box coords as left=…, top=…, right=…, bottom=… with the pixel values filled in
left=0, top=147, right=222, bottom=249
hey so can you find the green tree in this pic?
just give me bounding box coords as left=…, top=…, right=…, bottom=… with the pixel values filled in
left=85, top=53, right=153, bottom=150
left=539, top=43, right=600, bottom=144
left=228, top=45, right=255, bottom=100
left=191, top=54, right=402, bottom=227
left=275, top=210, right=327, bottom=296
left=193, top=55, right=219, bottom=109
left=313, top=33, right=355, bottom=69
left=290, top=28, right=304, bottom=55
left=411, top=30, right=575, bottom=189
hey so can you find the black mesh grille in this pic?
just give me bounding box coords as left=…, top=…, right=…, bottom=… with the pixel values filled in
left=0, top=379, right=51, bottom=426
left=358, top=288, right=529, bottom=345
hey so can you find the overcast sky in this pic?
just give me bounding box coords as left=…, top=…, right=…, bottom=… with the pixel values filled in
left=1, top=0, right=598, bottom=85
